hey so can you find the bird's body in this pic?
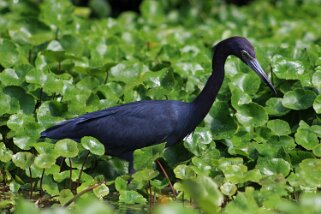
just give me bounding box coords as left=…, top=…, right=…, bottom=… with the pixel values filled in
left=42, top=100, right=196, bottom=160
left=41, top=37, right=276, bottom=173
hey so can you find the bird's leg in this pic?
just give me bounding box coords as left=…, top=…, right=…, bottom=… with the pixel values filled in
left=156, top=159, right=176, bottom=198
left=128, top=159, right=135, bottom=175
left=127, top=160, right=135, bottom=184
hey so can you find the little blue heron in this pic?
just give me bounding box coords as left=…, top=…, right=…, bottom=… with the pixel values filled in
left=41, top=37, right=276, bottom=174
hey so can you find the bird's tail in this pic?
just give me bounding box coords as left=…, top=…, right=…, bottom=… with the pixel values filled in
left=40, top=120, right=78, bottom=140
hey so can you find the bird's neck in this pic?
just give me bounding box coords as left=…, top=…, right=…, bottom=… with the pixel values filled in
left=192, top=51, right=228, bottom=121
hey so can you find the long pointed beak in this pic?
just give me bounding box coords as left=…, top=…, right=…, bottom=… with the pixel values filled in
left=246, top=58, right=276, bottom=94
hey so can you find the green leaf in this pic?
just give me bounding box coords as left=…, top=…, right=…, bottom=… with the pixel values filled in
left=312, top=70, right=321, bottom=91
left=115, top=177, right=128, bottom=192
left=12, top=152, right=34, bottom=169
left=89, top=0, right=111, bottom=17
left=256, top=157, right=291, bottom=177
left=0, top=64, right=32, bottom=86
left=299, top=193, right=321, bottom=213
left=55, top=139, right=79, bottom=158
left=272, top=55, right=304, bottom=80
left=81, top=136, right=105, bottom=156
left=267, top=119, right=291, bottom=136
left=265, top=97, right=290, bottom=116
left=34, top=154, right=56, bottom=169
left=36, top=101, right=67, bottom=127
left=60, top=34, right=83, bottom=55
left=59, top=189, right=74, bottom=205
left=174, top=164, right=196, bottom=179
left=235, top=103, right=268, bottom=127
left=290, top=159, right=321, bottom=188
left=53, top=170, right=80, bottom=183
left=12, top=137, right=36, bottom=151
left=312, top=125, right=321, bottom=137
left=110, top=62, right=148, bottom=82
left=0, top=39, right=19, bottom=67
left=93, top=184, right=109, bottom=199
left=150, top=179, right=168, bottom=190
left=9, top=181, right=21, bottom=193
left=26, top=165, right=43, bottom=178
left=230, top=87, right=252, bottom=108
left=7, top=113, right=40, bottom=149
left=4, top=86, right=35, bottom=115
left=0, top=92, right=19, bottom=116
left=119, top=190, right=147, bottom=204
left=282, top=89, right=316, bottom=110
left=227, top=133, right=253, bottom=157
left=218, top=158, right=248, bottom=183
left=42, top=175, right=59, bottom=195
left=220, top=182, right=237, bottom=197
left=64, top=87, right=91, bottom=114
left=182, top=176, right=223, bottom=214
left=48, top=40, right=64, bottom=51
left=184, top=127, right=213, bottom=156
left=295, top=121, right=319, bottom=150
left=223, top=187, right=261, bottom=213
left=229, top=72, right=260, bottom=95
left=0, top=143, right=13, bottom=163
left=209, top=101, right=237, bottom=140
left=8, top=18, right=53, bottom=46
left=132, top=168, right=159, bottom=183
left=40, top=0, right=74, bottom=29
left=134, top=143, right=165, bottom=170
left=34, top=142, right=55, bottom=154
left=25, top=68, right=47, bottom=87
left=313, top=95, right=321, bottom=114
left=312, top=144, right=321, bottom=157
left=15, top=199, right=40, bottom=214
left=140, top=0, right=165, bottom=25
left=244, top=169, right=262, bottom=183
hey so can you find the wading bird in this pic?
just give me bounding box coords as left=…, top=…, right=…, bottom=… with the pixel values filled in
left=41, top=37, right=276, bottom=174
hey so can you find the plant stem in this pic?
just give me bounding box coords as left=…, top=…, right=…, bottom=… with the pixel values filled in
left=59, top=158, right=64, bottom=172
left=182, top=192, right=184, bottom=204
left=156, top=159, right=176, bottom=198
left=149, top=180, right=153, bottom=211
left=76, top=151, right=90, bottom=188
left=40, top=169, right=45, bottom=196
left=33, top=88, right=43, bottom=121
left=28, top=167, right=33, bottom=198
left=63, top=182, right=104, bottom=207
left=104, top=69, right=109, bottom=84
left=69, top=158, right=73, bottom=191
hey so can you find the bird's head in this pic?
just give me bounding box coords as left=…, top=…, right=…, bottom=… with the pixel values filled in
left=216, top=36, right=276, bottom=94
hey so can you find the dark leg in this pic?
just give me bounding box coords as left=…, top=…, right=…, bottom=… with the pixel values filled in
left=117, top=151, right=135, bottom=175
left=156, top=159, right=176, bottom=197
left=127, top=155, right=135, bottom=184
left=128, top=159, right=135, bottom=175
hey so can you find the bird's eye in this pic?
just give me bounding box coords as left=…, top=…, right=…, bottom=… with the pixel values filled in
left=241, top=50, right=252, bottom=60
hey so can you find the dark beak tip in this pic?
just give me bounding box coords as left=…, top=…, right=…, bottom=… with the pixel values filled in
left=246, top=58, right=276, bottom=96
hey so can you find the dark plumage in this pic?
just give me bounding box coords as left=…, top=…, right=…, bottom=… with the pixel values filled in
left=41, top=37, right=276, bottom=173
